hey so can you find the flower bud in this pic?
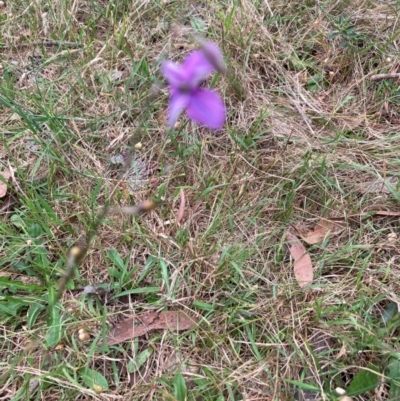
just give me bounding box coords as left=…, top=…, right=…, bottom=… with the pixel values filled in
left=78, top=328, right=90, bottom=341
left=335, top=387, right=346, bottom=395
left=199, top=40, right=227, bottom=74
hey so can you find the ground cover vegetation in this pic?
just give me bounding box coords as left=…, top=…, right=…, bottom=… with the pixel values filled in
left=1, top=0, right=400, bottom=400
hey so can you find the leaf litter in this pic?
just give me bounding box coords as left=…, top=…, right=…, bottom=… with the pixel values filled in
left=103, top=310, right=197, bottom=346
left=286, top=231, right=313, bottom=287
left=176, top=188, right=186, bottom=224
left=0, top=171, right=11, bottom=198
left=293, top=218, right=345, bottom=245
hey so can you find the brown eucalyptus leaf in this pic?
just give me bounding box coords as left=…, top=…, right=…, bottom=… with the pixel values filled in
left=286, top=231, right=313, bottom=287
left=0, top=171, right=11, bottom=198
left=104, top=311, right=197, bottom=346
left=294, top=218, right=345, bottom=245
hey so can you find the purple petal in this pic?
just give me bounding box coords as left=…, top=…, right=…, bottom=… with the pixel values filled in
left=186, top=89, right=225, bottom=130
left=167, top=90, right=190, bottom=128
left=182, top=51, right=213, bottom=85
left=200, top=41, right=226, bottom=74
left=162, top=61, right=187, bottom=87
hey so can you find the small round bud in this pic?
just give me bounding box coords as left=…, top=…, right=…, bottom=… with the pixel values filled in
left=335, top=387, right=346, bottom=396
left=92, top=384, right=103, bottom=394
left=69, top=246, right=82, bottom=257
left=139, top=200, right=156, bottom=212
left=386, top=57, right=392, bottom=63
left=26, top=240, right=32, bottom=246
left=78, top=329, right=90, bottom=341
left=134, top=142, right=142, bottom=150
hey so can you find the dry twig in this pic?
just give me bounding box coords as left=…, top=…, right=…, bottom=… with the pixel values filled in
left=370, top=73, right=400, bottom=81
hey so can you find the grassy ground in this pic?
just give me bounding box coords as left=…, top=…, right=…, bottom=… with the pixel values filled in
left=1, top=0, right=400, bottom=400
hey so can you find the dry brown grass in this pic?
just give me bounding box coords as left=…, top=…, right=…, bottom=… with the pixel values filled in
left=1, top=0, right=400, bottom=400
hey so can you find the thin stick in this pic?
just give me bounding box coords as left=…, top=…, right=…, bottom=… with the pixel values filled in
left=0, top=40, right=82, bottom=50
left=370, top=73, right=400, bottom=81
left=48, top=87, right=158, bottom=312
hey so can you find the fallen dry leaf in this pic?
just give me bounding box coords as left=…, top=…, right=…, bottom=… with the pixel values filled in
left=294, top=218, right=345, bottom=245
left=104, top=311, right=197, bottom=346
left=176, top=188, right=186, bottom=224
left=0, top=171, right=11, bottom=198
left=286, top=231, right=313, bottom=288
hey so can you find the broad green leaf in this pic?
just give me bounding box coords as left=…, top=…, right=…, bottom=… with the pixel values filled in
left=46, top=303, right=62, bottom=348
left=27, top=223, right=43, bottom=238
left=388, top=356, right=400, bottom=398
left=79, top=367, right=109, bottom=391
left=347, top=364, right=379, bottom=396
left=173, top=373, right=187, bottom=401
left=46, top=287, right=62, bottom=348
left=0, top=277, right=43, bottom=291
left=10, top=214, right=27, bottom=231
left=127, top=347, right=153, bottom=373
left=27, top=303, right=45, bottom=328
left=0, top=296, right=30, bottom=317
left=108, top=249, right=126, bottom=271
left=160, top=259, right=170, bottom=292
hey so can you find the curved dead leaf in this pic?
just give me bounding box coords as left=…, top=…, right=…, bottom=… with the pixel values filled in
left=0, top=171, right=11, bottom=198
left=294, top=218, right=345, bottom=245
left=176, top=188, right=186, bottom=224
left=103, top=310, right=197, bottom=346
left=286, top=231, right=313, bottom=287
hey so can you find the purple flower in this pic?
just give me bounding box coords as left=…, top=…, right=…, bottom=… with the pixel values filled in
left=162, top=42, right=226, bottom=130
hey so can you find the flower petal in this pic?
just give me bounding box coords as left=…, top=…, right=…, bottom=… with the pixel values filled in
left=167, top=90, right=190, bottom=128
left=162, top=61, right=187, bottom=87
left=186, top=89, right=225, bottom=130
left=182, top=51, right=213, bottom=85
left=199, top=41, right=226, bottom=74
